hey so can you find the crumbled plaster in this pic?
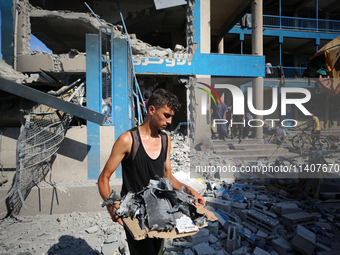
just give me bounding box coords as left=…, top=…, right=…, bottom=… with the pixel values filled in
left=0, top=59, right=37, bottom=84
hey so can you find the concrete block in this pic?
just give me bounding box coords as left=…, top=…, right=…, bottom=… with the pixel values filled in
left=242, top=210, right=279, bottom=234
left=207, top=221, right=219, bottom=237
left=227, top=226, right=241, bottom=253
left=282, top=212, right=316, bottom=231
left=291, top=225, right=316, bottom=255
left=274, top=203, right=301, bottom=216
left=243, top=192, right=256, bottom=200
left=209, top=234, right=218, bottom=244
left=183, top=249, right=195, bottom=255
left=253, top=203, right=278, bottom=218
left=256, top=195, right=270, bottom=201
left=243, top=222, right=258, bottom=234
left=256, top=230, right=268, bottom=239
left=188, top=228, right=209, bottom=245
left=232, top=247, right=247, bottom=255
left=232, top=202, right=248, bottom=216
left=253, top=247, right=271, bottom=255
left=173, top=241, right=193, bottom=251
left=240, top=209, right=248, bottom=221
left=193, top=243, right=215, bottom=255
left=315, top=222, right=332, bottom=232
left=272, top=237, right=294, bottom=255
left=205, top=197, right=232, bottom=213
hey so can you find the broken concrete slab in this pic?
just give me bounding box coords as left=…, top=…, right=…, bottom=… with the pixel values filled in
left=29, top=7, right=120, bottom=54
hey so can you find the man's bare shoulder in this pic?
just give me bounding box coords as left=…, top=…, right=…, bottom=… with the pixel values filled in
left=116, top=130, right=132, bottom=145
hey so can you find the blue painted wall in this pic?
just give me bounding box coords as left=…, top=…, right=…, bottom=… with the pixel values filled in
left=86, top=34, right=101, bottom=180
left=1, top=0, right=14, bottom=66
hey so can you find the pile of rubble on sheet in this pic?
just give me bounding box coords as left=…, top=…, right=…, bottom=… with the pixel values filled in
left=108, top=178, right=207, bottom=233
left=161, top=178, right=340, bottom=255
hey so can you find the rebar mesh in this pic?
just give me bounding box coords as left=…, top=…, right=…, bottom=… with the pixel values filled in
left=2, top=83, right=85, bottom=216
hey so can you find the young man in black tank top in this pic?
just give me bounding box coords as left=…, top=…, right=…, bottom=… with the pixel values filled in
left=98, top=89, right=205, bottom=255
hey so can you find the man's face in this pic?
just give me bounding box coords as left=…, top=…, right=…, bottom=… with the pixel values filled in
left=149, top=105, right=174, bottom=130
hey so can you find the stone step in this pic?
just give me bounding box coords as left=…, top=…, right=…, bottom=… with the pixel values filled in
left=214, top=147, right=290, bottom=157
left=213, top=142, right=278, bottom=151
left=224, top=152, right=299, bottom=162
left=212, top=138, right=265, bottom=145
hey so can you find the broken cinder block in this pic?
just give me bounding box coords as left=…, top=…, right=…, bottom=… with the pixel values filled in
left=291, top=225, right=316, bottom=255
left=282, top=212, right=316, bottom=231
left=272, top=237, right=294, bottom=255
left=205, top=197, right=232, bottom=213
left=188, top=228, right=210, bottom=245
left=253, top=247, right=271, bottom=255
left=273, top=203, right=301, bottom=216
left=241, top=210, right=279, bottom=234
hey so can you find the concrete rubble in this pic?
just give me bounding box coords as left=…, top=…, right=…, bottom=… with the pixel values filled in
left=1, top=134, right=340, bottom=254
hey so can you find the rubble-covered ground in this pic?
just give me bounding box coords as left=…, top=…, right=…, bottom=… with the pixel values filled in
left=1, top=134, right=340, bottom=255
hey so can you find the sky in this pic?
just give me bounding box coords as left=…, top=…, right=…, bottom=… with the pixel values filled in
left=0, top=11, right=52, bottom=60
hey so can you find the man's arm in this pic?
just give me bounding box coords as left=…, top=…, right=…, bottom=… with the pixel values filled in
left=164, top=134, right=205, bottom=206
left=98, top=131, right=132, bottom=225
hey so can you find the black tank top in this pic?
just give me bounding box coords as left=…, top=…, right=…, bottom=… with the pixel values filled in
left=120, top=127, right=168, bottom=197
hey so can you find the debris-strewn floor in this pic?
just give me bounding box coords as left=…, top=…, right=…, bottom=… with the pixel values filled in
left=1, top=134, right=340, bottom=255
left=0, top=211, right=127, bottom=255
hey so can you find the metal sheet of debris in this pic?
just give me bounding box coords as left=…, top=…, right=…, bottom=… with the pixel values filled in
left=123, top=205, right=217, bottom=240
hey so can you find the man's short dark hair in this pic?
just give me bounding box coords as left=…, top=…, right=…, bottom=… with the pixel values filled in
left=147, top=89, right=181, bottom=112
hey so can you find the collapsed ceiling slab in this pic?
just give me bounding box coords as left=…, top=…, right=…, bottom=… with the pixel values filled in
left=30, top=7, right=119, bottom=54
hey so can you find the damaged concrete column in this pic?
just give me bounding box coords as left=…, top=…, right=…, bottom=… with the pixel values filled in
left=251, top=0, right=264, bottom=139
left=15, top=0, right=31, bottom=70
left=192, top=0, right=211, bottom=145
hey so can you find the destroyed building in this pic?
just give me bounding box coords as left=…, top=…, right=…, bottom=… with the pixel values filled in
left=1, top=1, right=340, bottom=254
left=1, top=0, right=339, bottom=182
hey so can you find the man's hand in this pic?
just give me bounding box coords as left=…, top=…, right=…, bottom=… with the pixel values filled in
left=107, top=203, right=124, bottom=226
left=186, top=187, right=205, bottom=206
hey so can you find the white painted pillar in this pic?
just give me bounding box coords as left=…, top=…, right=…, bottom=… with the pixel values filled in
left=251, top=0, right=264, bottom=139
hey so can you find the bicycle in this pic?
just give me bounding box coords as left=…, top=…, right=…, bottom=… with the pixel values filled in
left=291, top=128, right=330, bottom=151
